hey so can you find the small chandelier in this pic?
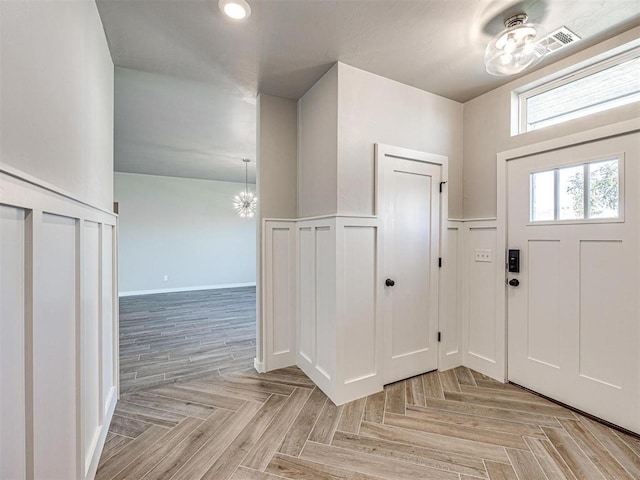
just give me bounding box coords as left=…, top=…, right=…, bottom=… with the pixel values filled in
left=234, top=158, right=257, bottom=218
left=485, top=13, right=548, bottom=76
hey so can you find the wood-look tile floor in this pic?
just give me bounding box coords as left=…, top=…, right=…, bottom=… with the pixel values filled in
left=98, top=365, right=640, bottom=480
left=119, top=287, right=256, bottom=393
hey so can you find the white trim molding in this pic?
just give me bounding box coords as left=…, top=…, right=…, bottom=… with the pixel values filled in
left=253, top=358, right=266, bottom=374
left=119, top=282, right=256, bottom=297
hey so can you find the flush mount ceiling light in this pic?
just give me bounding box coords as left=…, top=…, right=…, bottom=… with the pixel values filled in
left=233, top=158, right=257, bottom=218
left=219, top=0, right=251, bottom=21
left=485, top=13, right=548, bottom=76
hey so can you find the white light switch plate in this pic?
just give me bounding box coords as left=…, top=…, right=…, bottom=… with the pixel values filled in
left=474, top=249, right=492, bottom=262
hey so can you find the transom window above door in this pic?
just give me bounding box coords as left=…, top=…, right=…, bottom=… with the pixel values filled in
left=530, top=157, right=622, bottom=223
left=516, top=46, right=640, bottom=134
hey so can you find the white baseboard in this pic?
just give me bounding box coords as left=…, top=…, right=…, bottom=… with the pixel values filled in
left=119, top=282, right=256, bottom=297
left=254, top=357, right=266, bottom=373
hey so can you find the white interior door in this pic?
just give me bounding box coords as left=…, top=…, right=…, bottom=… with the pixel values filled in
left=378, top=145, right=444, bottom=385
left=507, top=132, right=639, bottom=433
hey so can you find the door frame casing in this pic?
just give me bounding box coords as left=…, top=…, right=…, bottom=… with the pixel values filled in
left=495, top=118, right=640, bottom=383
left=375, top=143, right=449, bottom=377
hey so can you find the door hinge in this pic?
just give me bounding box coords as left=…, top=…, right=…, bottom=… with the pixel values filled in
left=437, top=332, right=442, bottom=342
left=438, top=257, right=442, bottom=268
left=439, top=181, right=447, bottom=193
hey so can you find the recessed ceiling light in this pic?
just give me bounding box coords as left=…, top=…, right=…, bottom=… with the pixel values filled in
left=219, top=0, right=251, bottom=21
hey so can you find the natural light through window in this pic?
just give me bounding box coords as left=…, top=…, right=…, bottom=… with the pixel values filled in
left=558, top=165, right=584, bottom=220
left=518, top=47, right=640, bottom=133
left=531, top=170, right=554, bottom=221
left=530, top=158, right=620, bottom=222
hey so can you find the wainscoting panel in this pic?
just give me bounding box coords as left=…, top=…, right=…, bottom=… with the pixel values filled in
left=262, top=220, right=297, bottom=371
left=462, top=221, right=503, bottom=381
left=439, top=222, right=463, bottom=370
left=297, top=227, right=315, bottom=364
left=295, top=216, right=381, bottom=405
left=340, top=225, right=377, bottom=384
left=335, top=218, right=380, bottom=404
left=295, top=218, right=337, bottom=397
left=102, top=225, right=116, bottom=414
left=0, top=205, right=27, bottom=479
left=261, top=214, right=504, bottom=404
left=315, top=225, right=336, bottom=382
left=82, top=221, right=101, bottom=475
left=0, top=166, right=118, bottom=480
left=35, top=213, right=79, bottom=479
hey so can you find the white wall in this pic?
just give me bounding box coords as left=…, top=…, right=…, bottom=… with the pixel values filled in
left=297, top=65, right=339, bottom=218
left=0, top=0, right=114, bottom=211
left=114, top=67, right=256, bottom=182
left=296, top=62, right=464, bottom=218
left=337, top=63, right=464, bottom=218
left=115, top=172, right=256, bottom=295
left=256, top=94, right=298, bottom=370
left=257, top=94, right=298, bottom=220
left=0, top=1, right=117, bottom=478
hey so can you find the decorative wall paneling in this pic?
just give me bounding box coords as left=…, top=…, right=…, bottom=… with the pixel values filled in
left=260, top=220, right=297, bottom=372
left=260, top=215, right=503, bottom=405
left=261, top=215, right=468, bottom=405
left=447, top=219, right=502, bottom=381
left=295, top=216, right=381, bottom=405
left=0, top=165, right=118, bottom=480
left=458, top=219, right=502, bottom=381
left=296, top=217, right=337, bottom=397
left=438, top=221, right=464, bottom=371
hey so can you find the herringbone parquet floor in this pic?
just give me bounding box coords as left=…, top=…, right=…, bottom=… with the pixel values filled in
left=97, top=364, right=640, bottom=480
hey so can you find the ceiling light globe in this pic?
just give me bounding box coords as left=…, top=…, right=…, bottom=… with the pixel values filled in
left=504, top=36, right=517, bottom=54
left=485, top=16, right=548, bottom=76
left=500, top=53, right=513, bottom=65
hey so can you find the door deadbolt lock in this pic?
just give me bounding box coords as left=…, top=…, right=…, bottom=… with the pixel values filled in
left=508, top=278, right=520, bottom=287
left=385, top=278, right=395, bottom=287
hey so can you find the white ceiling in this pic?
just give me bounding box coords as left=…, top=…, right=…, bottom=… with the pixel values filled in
left=97, top=0, right=640, bottom=181
left=114, top=67, right=256, bottom=183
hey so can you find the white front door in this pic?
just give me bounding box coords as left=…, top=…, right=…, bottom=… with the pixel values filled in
left=377, top=144, right=444, bottom=385
left=507, top=132, right=639, bottom=433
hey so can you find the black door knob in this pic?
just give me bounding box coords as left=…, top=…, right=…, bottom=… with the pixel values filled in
left=508, top=278, right=520, bottom=287
left=385, top=278, right=395, bottom=287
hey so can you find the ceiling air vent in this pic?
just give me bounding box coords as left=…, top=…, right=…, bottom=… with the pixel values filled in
left=545, top=26, right=581, bottom=53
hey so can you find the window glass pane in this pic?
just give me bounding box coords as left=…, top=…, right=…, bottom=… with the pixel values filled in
left=558, top=165, right=584, bottom=220
left=531, top=170, right=555, bottom=221
left=524, top=55, right=640, bottom=131
left=588, top=159, right=619, bottom=218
